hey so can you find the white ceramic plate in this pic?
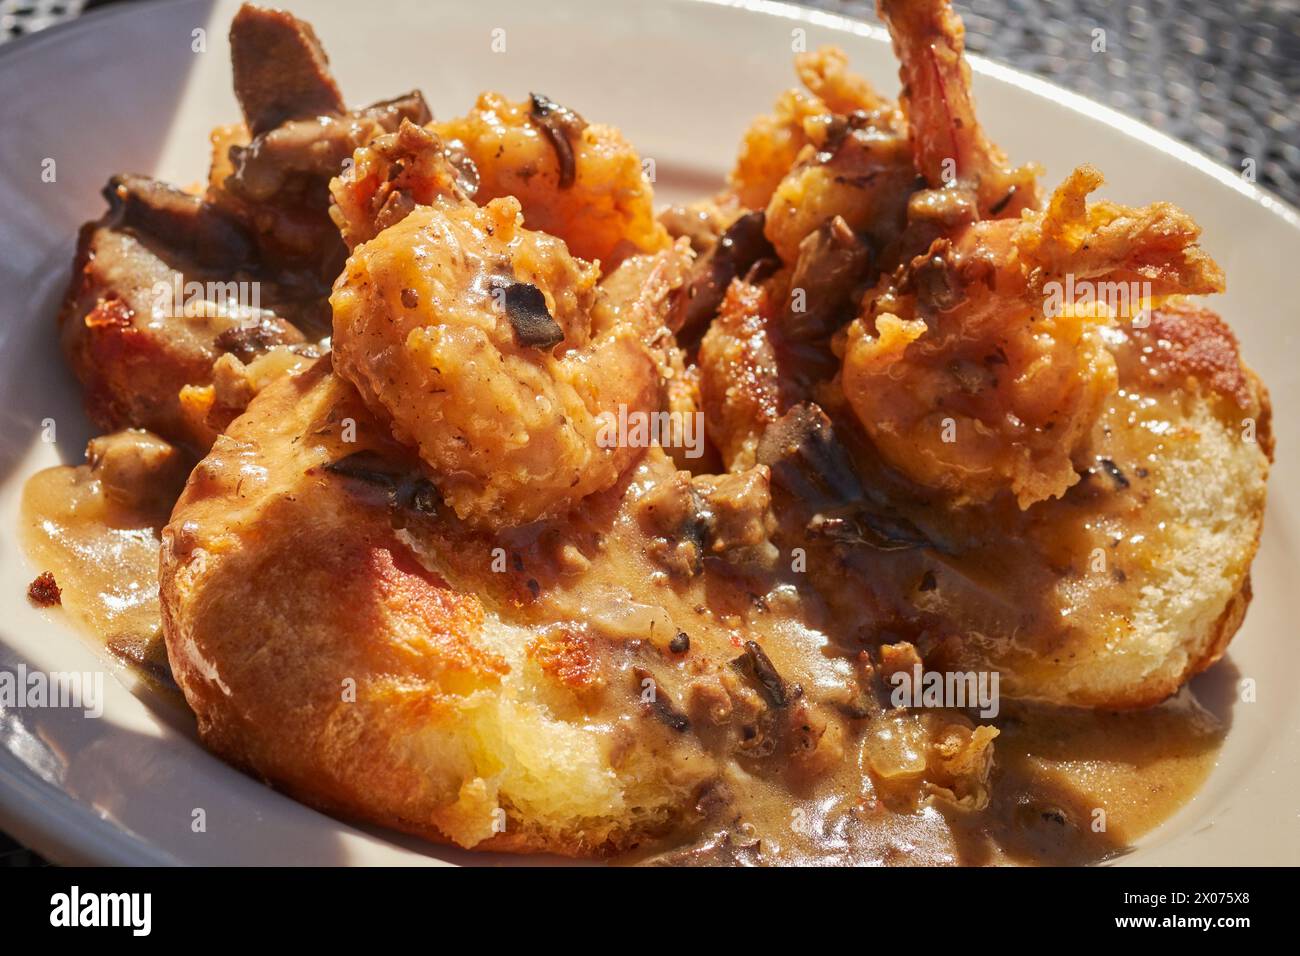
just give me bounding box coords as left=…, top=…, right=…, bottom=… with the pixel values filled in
left=1, top=0, right=1296, bottom=866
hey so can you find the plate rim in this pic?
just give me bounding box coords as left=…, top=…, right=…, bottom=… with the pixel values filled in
left=0, top=0, right=1296, bottom=867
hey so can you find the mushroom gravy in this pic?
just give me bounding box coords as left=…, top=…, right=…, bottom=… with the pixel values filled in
left=21, top=430, right=187, bottom=688
left=20, top=426, right=1225, bottom=866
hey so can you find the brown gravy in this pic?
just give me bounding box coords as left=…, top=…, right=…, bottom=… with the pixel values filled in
left=20, top=438, right=1225, bottom=866
left=20, top=438, right=181, bottom=688
left=626, top=692, right=1221, bottom=866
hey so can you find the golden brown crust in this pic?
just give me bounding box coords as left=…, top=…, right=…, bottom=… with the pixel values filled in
left=1134, top=306, right=1272, bottom=708
left=160, top=359, right=717, bottom=857
left=698, top=280, right=789, bottom=470
left=162, top=361, right=495, bottom=850
left=527, top=628, right=601, bottom=693
left=1189, top=574, right=1251, bottom=683
left=1138, top=301, right=1257, bottom=413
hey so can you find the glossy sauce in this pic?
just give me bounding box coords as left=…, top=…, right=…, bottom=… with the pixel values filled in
left=20, top=433, right=184, bottom=686
left=404, top=441, right=1228, bottom=867
left=626, top=691, right=1222, bottom=866
left=21, top=427, right=1227, bottom=867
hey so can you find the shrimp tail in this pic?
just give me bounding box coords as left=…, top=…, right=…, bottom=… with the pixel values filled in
left=877, top=0, right=1039, bottom=217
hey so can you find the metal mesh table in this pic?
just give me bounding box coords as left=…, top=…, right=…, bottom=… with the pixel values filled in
left=0, top=0, right=86, bottom=39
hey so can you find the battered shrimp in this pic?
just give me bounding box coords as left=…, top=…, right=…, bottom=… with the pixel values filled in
left=730, top=87, right=827, bottom=212
left=724, top=47, right=916, bottom=347
left=698, top=280, right=789, bottom=471
left=841, top=166, right=1225, bottom=508
left=329, top=123, right=687, bottom=527
left=731, top=47, right=896, bottom=211
left=795, top=45, right=892, bottom=116
left=432, top=92, right=669, bottom=266
left=762, top=107, right=915, bottom=270
left=877, top=0, right=1039, bottom=219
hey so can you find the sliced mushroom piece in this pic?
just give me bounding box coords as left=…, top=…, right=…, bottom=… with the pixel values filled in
left=756, top=402, right=865, bottom=507
left=212, top=318, right=306, bottom=363
left=671, top=210, right=777, bottom=342
left=528, top=93, right=588, bottom=189
left=757, top=403, right=937, bottom=553
left=781, top=215, right=872, bottom=340
left=806, top=510, right=933, bottom=552
left=731, top=641, right=790, bottom=708
left=229, top=3, right=346, bottom=136
left=103, top=174, right=255, bottom=270
left=217, top=92, right=434, bottom=279
left=659, top=203, right=726, bottom=254
left=224, top=91, right=433, bottom=203
left=633, top=667, right=692, bottom=733
left=497, top=279, right=565, bottom=350
left=323, top=449, right=440, bottom=521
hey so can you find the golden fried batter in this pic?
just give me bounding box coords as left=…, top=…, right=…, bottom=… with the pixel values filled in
left=730, top=47, right=904, bottom=216
left=433, top=92, right=669, bottom=266
left=698, top=279, right=789, bottom=471
left=330, top=124, right=688, bottom=526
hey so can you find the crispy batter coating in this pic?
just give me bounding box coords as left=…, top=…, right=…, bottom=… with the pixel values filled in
left=698, top=279, right=790, bottom=471
left=795, top=45, right=891, bottom=115
left=333, top=199, right=634, bottom=526
left=841, top=166, right=1225, bottom=508
left=433, top=92, right=669, bottom=266
left=330, top=125, right=689, bottom=529
left=730, top=47, right=900, bottom=212
left=731, top=86, right=827, bottom=211
left=762, top=118, right=914, bottom=268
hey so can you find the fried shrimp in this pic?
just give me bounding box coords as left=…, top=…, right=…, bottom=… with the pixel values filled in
left=731, top=47, right=898, bottom=212
left=876, top=0, right=1039, bottom=219
left=39, top=0, right=1278, bottom=870
left=733, top=47, right=904, bottom=225
left=795, top=45, right=892, bottom=116
left=841, top=165, right=1226, bottom=508
left=329, top=123, right=687, bottom=527
left=699, top=279, right=793, bottom=471
left=432, top=92, right=669, bottom=266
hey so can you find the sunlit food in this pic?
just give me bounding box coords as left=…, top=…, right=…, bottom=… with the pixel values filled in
left=22, top=1, right=1270, bottom=865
